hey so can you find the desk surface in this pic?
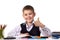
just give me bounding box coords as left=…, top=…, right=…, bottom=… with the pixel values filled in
left=0, top=36, right=60, bottom=40
left=0, top=38, right=60, bottom=40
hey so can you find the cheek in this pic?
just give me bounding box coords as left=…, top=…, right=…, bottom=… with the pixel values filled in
left=30, top=15, right=34, bottom=19
left=23, top=14, right=34, bottom=20
left=24, top=16, right=27, bottom=20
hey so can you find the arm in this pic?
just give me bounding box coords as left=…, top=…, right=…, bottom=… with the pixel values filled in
left=8, top=25, right=21, bottom=37
left=34, top=17, right=52, bottom=36
left=39, top=26, right=52, bottom=36
left=8, top=25, right=30, bottom=37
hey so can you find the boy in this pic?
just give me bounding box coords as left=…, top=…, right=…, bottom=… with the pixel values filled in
left=8, top=5, right=51, bottom=37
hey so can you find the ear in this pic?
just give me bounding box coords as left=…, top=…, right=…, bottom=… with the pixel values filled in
left=34, top=12, right=36, bottom=17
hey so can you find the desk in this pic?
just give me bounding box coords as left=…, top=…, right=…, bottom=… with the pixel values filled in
left=0, top=36, right=60, bottom=40
left=0, top=38, right=60, bottom=40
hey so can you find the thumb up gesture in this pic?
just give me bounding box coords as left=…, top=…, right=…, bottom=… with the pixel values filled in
left=34, top=17, right=45, bottom=28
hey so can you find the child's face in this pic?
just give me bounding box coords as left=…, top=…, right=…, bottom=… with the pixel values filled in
left=23, top=10, right=35, bottom=23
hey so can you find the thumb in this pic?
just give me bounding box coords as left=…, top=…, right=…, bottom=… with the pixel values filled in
left=37, top=17, right=39, bottom=21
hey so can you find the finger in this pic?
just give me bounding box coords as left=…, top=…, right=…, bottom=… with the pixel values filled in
left=34, top=22, right=38, bottom=26
left=37, top=17, right=39, bottom=21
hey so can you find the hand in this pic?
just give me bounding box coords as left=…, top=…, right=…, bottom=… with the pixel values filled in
left=34, top=17, right=45, bottom=28
left=25, top=33, right=29, bottom=34
left=20, top=33, right=30, bottom=37
left=0, top=24, right=6, bottom=30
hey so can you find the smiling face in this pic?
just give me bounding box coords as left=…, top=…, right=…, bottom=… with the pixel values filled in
left=23, top=10, right=35, bottom=23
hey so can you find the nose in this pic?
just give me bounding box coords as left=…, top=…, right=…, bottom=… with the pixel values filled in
left=27, top=14, right=30, bottom=18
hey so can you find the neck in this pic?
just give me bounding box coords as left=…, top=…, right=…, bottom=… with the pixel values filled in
left=26, top=22, right=32, bottom=26
left=26, top=20, right=34, bottom=26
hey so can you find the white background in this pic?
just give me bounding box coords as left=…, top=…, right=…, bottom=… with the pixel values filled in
left=0, top=0, right=60, bottom=37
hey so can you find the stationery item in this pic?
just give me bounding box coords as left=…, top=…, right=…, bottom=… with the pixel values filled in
left=31, top=36, right=48, bottom=39
left=52, top=32, right=60, bottom=39
left=4, top=37, right=16, bottom=39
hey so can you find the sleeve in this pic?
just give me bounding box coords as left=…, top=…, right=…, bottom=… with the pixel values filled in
left=39, top=26, right=52, bottom=36
left=7, top=25, right=21, bottom=37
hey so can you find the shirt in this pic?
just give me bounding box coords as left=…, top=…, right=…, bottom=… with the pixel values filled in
left=8, top=23, right=51, bottom=37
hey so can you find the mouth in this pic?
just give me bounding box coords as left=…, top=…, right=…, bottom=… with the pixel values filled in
left=27, top=18, right=31, bottom=20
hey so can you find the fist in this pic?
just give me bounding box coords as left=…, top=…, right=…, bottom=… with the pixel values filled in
left=34, top=17, right=45, bottom=28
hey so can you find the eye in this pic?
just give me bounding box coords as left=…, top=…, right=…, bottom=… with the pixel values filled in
left=29, top=13, right=32, bottom=15
left=25, top=14, right=27, bottom=16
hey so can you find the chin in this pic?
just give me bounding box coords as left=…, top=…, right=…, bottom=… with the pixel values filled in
left=27, top=21, right=32, bottom=23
